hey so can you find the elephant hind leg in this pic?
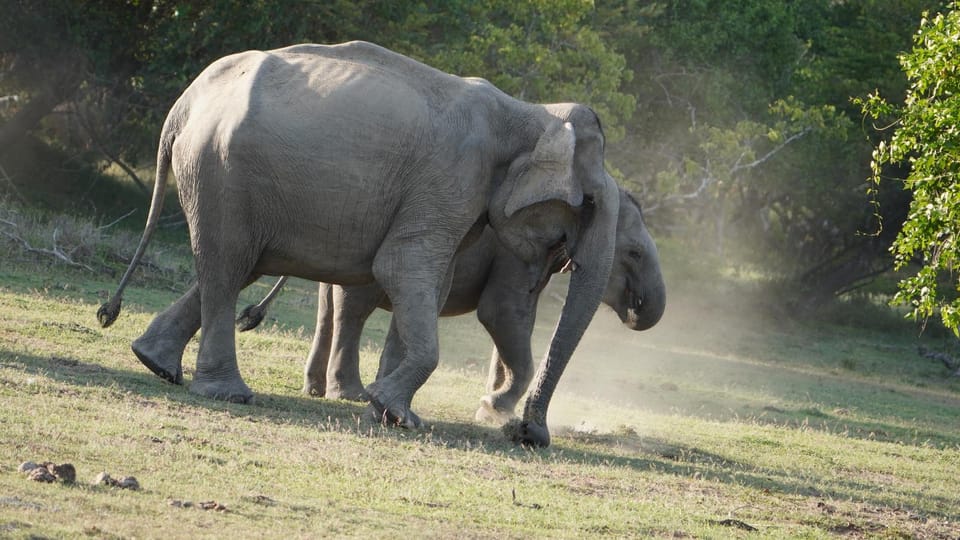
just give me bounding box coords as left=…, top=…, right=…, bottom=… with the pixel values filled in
left=303, top=282, right=334, bottom=397
left=131, top=282, right=202, bottom=384
left=323, top=282, right=382, bottom=401
left=189, top=247, right=261, bottom=403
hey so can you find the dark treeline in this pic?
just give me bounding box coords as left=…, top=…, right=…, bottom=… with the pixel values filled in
left=0, top=0, right=946, bottom=311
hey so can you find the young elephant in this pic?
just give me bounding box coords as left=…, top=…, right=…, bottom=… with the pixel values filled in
left=238, top=187, right=665, bottom=425
left=98, top=41, right=622, bottom=447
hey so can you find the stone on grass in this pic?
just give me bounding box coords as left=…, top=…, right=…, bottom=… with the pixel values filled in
left=117, top=476, right=140, bottom=490
left=20, top=461, right=75, bottom=483
left=17, top=461, right=39, bottom=474
left=95, top=471, right=140, bottom=490
left=27, top=467, right=56, bottom=483
left=49, top=463, right=76, bottom=483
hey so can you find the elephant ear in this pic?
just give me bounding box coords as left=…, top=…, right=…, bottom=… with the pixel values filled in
left=503, top=121, right=583, bottom=218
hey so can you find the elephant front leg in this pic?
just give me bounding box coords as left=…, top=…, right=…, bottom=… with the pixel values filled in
left=364, top=245, right=453, bottom=428
left=475, top=339, right=535, bottom=425
left=374, top=317, right=405, bottom=381
left=475, top=266, right=538, bottom=424
left=131, top=282, right=202, bottom=384
left=363, top=299, right=437, bottom=429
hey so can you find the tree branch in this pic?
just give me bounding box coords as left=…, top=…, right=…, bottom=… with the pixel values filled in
left=98, top=208, right=137, bottom=230
left=730, top=128, right=811, bottom=175
left=0, top=224, right=94, bottom=272
left=0, top=160, right=28, bottom=204
left=72, top=103, right=150, bottom=196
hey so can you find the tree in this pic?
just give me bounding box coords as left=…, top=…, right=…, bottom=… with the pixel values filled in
left=861, top=2, right=960, bottom=333
left=599, top=0, right=944, bottom=309
left=0, top=1, right=634, bottom=197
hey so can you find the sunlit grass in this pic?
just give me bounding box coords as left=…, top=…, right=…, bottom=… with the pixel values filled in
left=1, top=242, right=959, bottom=537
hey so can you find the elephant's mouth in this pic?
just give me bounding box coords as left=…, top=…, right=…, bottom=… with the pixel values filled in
left=621, top=281, right=661, bottom=331
left=623, top=295, right=646, bottom=330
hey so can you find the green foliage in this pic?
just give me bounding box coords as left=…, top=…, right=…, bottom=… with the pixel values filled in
left=2, top=1, right=635, bottom=167
left=604, top=0, right=944, bottom=308
left=419, top=0, right=635, bottom=139
left=861, top=3, right=960, bottom=333
left=0, top=0, right=952, bottom=312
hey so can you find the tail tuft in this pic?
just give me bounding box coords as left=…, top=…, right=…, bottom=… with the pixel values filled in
left=97, top=298, right=122, bottom=328
left=235, top=303, right=266, bottom=332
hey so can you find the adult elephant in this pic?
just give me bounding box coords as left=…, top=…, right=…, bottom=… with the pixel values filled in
left=238, top=187, right=665, bottom=428
left=98, top=41, right=620, bottom=447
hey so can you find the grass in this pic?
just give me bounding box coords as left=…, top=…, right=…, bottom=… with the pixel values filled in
left=1, top=212, right=960, bottom=538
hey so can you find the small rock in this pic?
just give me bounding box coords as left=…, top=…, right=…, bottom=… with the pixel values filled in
left=17, top=461, right=39, bottom=474
left=242, top=494, right=276, bottom=506
left=28, top=467, right=56, bottom=483
left=49, top=463, right=76, bottom=483
left=95, top=472, right=139, bottom=490
left=94, top=472, right=115, bottom=486
left=199, top=501, right=227, bottom=512
left=117, top=476, right=139, bottom=490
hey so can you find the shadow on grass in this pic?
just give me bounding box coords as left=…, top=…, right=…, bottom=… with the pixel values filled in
left=552, top=430, right=958, bottom=520
left=584, top=345, right=960, bottom=450
left=3, top=346, right=957, bottom=522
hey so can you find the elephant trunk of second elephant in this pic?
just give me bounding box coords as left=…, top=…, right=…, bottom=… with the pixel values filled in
left=629, top=233, right=666, bottom=331
left=517, top=174, right=620, bottom=447
left=633, top=276, right=666, bottom=331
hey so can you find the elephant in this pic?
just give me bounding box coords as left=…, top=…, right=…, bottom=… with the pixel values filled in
left=97, top=41, right=621, bottom=447
left=237, top=186, right=665, bottom=427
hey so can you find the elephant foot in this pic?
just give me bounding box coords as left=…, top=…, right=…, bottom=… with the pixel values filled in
left=302, top=381, right=325, bottom=398
left=190, top=374, right=254, bottom=404
left=475, top=396, right=517, bottom=425
left=326, top=383, right=370, bottom=402
left=365, top=381, right=421, bottom=429
left=502, top=419, right=551, bottom=448
left=366, top=403, right=422, bottom=429
left=131, top=336, right=183, bottom=384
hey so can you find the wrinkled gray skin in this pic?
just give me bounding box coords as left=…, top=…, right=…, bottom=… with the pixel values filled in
left=97, top=41, right=621, bottom=447
left=238, top=188, right=665, bottom=427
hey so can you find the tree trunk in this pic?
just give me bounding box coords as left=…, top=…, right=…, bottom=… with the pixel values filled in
left=0, top=76, right=81, bottom=156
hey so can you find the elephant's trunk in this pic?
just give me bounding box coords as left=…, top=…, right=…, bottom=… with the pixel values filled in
left=631, top=276, right=666, bottom=331
left=627, top=234, right=666, bottom=330
left=515, top=175, right=620, bottom=447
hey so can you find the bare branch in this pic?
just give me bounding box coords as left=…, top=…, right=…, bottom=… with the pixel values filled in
left=98, top=208, right=137, bottom=230
left=730, top=128, right=811, bottom=175
left=1, top=226, right=94, bottom=272
left=0, top=160, right=28, bottom=204
left=72, top=103, right=150, bottom=196
left=644, top=174, right=714, bottom=214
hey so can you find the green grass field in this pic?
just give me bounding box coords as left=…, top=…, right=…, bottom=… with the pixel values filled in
left=2, top=235, right=960, bottom=538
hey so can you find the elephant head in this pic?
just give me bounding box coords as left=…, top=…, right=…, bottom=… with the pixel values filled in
left=489, top=104, right=620, bottom=447
left=604, top=190, right=666, bottom=332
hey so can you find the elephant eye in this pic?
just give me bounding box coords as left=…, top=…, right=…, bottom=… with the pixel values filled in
left=628, top=250, right=643, bottom=262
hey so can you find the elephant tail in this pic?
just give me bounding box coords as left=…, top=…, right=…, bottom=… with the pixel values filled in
left=97, top=117, right=177, bottom=328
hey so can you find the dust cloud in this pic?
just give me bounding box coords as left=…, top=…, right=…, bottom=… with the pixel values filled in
left=531, top=269, right=776, bottom=434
